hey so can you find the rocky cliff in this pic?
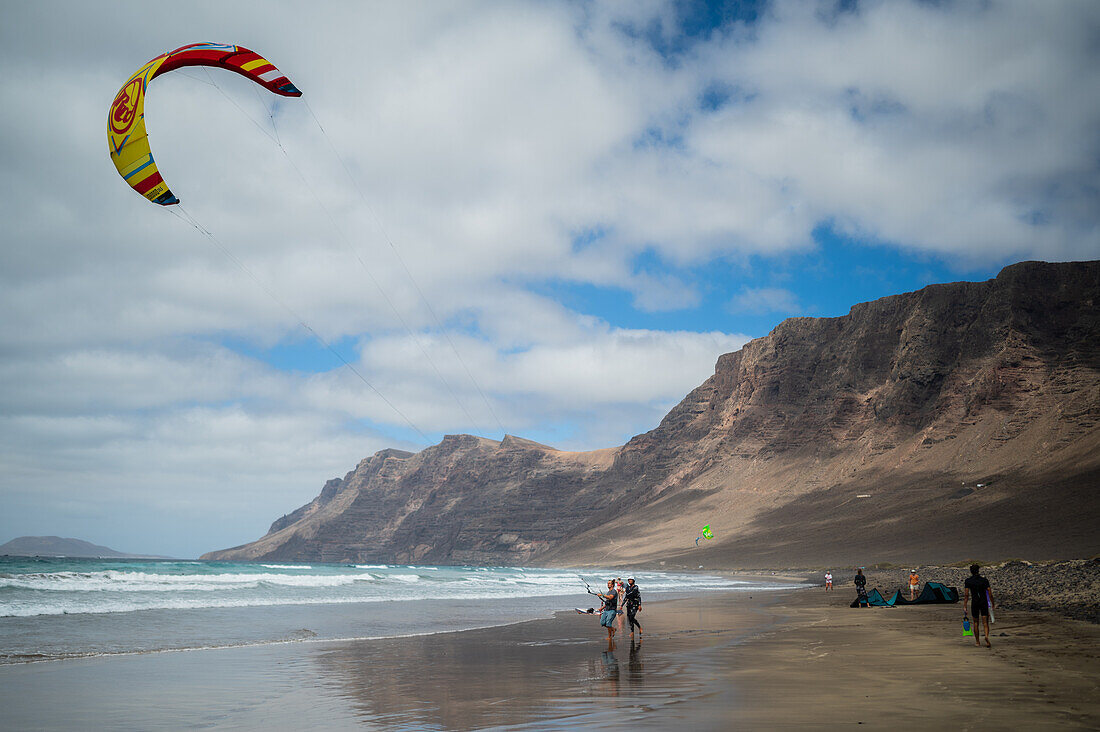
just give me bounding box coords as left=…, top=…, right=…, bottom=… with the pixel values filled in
left=203, top=261, right=1100, bottom=567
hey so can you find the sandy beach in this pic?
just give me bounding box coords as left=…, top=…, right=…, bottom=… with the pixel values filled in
left=702, top=586, right=1100, bottom=729
left=2, top=581, right=1097, bottom=730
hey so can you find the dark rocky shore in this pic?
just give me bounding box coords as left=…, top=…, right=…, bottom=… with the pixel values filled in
left=827, top=558, right=1100, bottom=623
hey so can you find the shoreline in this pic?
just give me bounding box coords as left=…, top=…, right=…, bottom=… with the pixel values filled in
left=0, top=583, right=793, bottom=666
left=2, top=582, right=1097, bottom=729
left=0, top=560, right=802, bottom=665
left=0, top=589, right=790, bottom=729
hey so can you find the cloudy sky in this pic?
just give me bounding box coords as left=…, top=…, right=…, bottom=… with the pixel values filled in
left=2, top=0, right=1097, bottom=558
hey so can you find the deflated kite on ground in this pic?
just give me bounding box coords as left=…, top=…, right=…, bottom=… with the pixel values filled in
left=851, top=582, right=959, bottom=608
left=107, top=42, right=302, bottom=206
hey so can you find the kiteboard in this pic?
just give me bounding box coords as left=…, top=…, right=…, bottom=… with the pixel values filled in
left=575, top=607, right=595, bottom=615
left=986, top=590, right=995, bottom=623
left=962, top=616, right=973, bottom=636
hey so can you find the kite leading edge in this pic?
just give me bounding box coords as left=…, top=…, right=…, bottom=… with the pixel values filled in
left=107, top=42, right=302, bottom=206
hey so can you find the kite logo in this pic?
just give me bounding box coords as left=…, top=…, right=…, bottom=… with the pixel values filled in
left=110, top=78, right=143, bottom=136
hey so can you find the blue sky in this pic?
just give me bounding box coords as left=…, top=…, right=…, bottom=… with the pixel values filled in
left=1, top=0, right=1097, bottom=557
left=533, top=225, right=1001, bottom=338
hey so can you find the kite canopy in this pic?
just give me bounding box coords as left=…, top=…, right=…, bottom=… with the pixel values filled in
left=107, top=42, right=302, bottom=206
left=850, top=582, right=959, bottom=608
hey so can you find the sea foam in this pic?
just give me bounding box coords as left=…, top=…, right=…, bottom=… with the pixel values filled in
left=0, top=558, right=788, bottom=619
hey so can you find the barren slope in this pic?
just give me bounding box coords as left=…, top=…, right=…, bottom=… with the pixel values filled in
left=204, top=261, right=1100, bottom=566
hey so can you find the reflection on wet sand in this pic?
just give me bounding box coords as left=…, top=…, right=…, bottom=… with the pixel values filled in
left=600, top=648, right=619, bottom=697
left=313, top=595, right=771, bottom=730
left=628, top=638, right=644, bottom=687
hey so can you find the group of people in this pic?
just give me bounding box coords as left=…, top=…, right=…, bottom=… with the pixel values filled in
left=845, top=567, right=930, bottom=602
left=842, top=565, right=997, bottom=646
left=584, top=564, right=998, bottom=649
left=827, top=567, right=922, bottom=597
left=594, top=577, right=643, bottom=642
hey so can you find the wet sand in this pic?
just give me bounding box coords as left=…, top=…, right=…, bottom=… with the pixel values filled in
left=0, top=591, right=778, bottom=730
left=2, top=587, right=1098, bottom=729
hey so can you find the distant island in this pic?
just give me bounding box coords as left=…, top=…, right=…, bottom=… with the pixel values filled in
left=0, top=536, right=173, bottom=559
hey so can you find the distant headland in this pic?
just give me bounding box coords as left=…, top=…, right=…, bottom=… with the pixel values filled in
left=0, top=536, right=173, bottom=559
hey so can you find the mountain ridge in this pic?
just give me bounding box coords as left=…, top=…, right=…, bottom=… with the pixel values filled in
left=203, top=260, right=1100, bottom=567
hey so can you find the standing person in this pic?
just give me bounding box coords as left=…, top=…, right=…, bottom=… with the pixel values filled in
left=624, top=577, right=643, bottom=637
left=824, top=571, right=833, bottom=591
left=854, top=568, right=868, bottom=607
left=909, top=569, right=920, bottom=601
left=963, top=564, right=995, bottom=648
left=597, top=579, right=619, bottom=643
left=614, top=578, right=626, bottom=631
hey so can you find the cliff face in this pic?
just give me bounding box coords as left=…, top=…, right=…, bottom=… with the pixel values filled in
left=207, top=434, right=620, bottom=565
left=203, top=261, right=1100, bottom=566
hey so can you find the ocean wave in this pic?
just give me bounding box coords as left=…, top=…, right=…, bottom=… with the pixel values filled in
left=0, top=594, right=376, bottom=618
left=0, top=560, right=789, bottom=619
left=261, top=564, right=313, bottom=570
left=0, top=570, right=370, bottom=593
left=0, top=581, right=800, bottom=618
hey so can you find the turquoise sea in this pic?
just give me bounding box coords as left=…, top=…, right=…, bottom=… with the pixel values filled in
left=0, top=557, right=794, bottom=663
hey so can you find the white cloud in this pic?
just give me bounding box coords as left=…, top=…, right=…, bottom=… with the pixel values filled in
left=684, top=0, right=1100, bottom=262
left=1, top=0, right=1097, bottom=555
left=728, top=286, right=801, bottom=315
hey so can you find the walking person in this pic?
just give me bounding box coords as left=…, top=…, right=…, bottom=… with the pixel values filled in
left=597, top=579, right=619, bottom=643
left=824, top=571, right=833, bottom=591
left=854, top=568, right=869, bottom=607
left=624, top=577, right=643, bottom=638
left=963, top=564, right=995, bottom=648
left=909, top=569, right=920, bottom=601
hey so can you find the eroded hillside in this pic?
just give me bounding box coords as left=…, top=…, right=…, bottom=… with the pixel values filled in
left=204, top=261, right=1100, bottom=567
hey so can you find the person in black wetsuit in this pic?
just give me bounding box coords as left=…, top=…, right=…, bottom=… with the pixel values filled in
left=963, top=563, right=995, bottom=648
left=854, top=568, right=869, bottom=607
left=624, top=577, right=643, bottom=637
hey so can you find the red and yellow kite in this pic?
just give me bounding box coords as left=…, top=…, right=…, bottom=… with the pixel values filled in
left=108, top=43, right=302, bottom=206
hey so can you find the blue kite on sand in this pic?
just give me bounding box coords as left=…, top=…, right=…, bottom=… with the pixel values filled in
left=850, top=582, right=959, bottom=607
